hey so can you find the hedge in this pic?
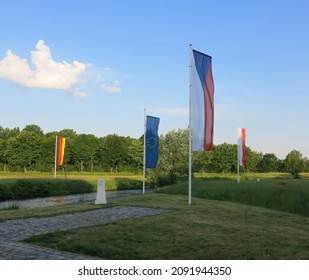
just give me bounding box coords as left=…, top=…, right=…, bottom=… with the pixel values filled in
left=0, top=179, right=94, bottom=201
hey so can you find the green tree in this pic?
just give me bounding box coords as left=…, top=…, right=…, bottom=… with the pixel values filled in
left=58, top=129, right=77, bottom=139
left=243, top=148, right=263, bottom=172
left=304, top=157, right=309, bottom=172
left=97, top=134, right=129, bottom=173
left=211, top=143, right=236, bottom=173
left=193, top=151, right=213, bottom=173
left=7, top=131, right=44, bottom=172
left=71, top=134, right=99, bottom=172
left=22, top=124, right=43, bottom=134
left=0, top=126, right=20, bottom=139
left=0, top=126, right=21, bottom=171
left=127, top=138, right=143, bottom=173
left=284, top=150, right=305, bottom=178
left=0, top=139, right=8, bottom=171
left=158, top=129, right=189, bottom=177
left=257, top=153, right=280, bottom=172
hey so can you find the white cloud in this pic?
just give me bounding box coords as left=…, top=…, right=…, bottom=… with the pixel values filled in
left=72, top=90, right=92, bottom=99
left=100, top=80, right=122, bottom=93
left=0, top=40, right=86, bottom=89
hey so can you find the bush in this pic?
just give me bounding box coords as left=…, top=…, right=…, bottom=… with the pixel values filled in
left=0, top=183, right=11, bottom=201
left=11, top=180, right=50, bottom=199
left=0, top=179, right=94, bottom=201
left=115, top=178, right=143, bottom=190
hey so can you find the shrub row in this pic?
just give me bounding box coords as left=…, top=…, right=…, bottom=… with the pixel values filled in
left=0, top=179, right=94, bottom=201
left=114, top=175, right=177, bottom=190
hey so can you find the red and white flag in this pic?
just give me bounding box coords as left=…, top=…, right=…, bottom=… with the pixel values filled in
left=237, top=128, right=247, bottom=166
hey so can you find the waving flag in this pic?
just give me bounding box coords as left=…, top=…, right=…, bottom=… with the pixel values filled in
left=191, top=49, right=214, bottom=151
left=145, top=116, right=160, bottom=168
left=57, top=136, right=66, bottom=166
left=237, top=128, right=247, bottom=166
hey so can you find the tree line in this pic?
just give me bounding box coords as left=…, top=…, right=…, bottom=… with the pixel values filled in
left=1, top=125, right=308, bottom=179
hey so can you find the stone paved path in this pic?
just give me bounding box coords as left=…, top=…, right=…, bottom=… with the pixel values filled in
left=0, top=206, right=165, bottom=260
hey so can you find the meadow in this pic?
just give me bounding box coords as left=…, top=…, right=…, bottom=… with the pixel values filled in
left=1, top=172, right=309, bottom=259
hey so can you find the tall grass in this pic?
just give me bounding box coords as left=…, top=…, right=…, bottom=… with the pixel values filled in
left=156, top=178, right=309, bottom=217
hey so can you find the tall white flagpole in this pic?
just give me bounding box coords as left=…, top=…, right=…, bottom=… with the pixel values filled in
left=237, top=128, right=240, bottom=184
left=142, top=108, right=147, bottom=194
left=188, top=44, right=193, bottom=205
left=237, top=151, right=240, bottom=183
left=54, top=135, right=57, bottom=179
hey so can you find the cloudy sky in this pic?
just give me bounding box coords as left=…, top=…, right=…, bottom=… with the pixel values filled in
left=1, top=0, right=309, bottom=159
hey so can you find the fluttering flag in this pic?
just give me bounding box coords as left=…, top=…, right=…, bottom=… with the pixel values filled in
left=191, top=49, right=215, bottom=151
left=57, top=136, right=66, bottom=166
left=237, top=128, right=247, bottom=166
left=145, top=116, right=160, bottom=168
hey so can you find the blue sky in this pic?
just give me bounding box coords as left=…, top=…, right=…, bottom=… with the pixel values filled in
left=1, top=0, right=309, bottom=159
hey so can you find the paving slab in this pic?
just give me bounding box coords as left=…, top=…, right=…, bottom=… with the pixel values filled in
left=0, top=206, right=166, bottom=260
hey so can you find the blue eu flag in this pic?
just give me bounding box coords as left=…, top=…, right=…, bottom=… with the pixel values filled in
left=145, top=116, right=160, bottom=168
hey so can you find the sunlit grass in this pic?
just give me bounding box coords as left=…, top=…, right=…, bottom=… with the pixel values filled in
left=24, top=193, right=309, bottom=260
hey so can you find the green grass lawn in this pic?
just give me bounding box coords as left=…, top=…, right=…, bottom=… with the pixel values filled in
left=23, top=192, right=309, bottom=260
left=1, top=173, right=309, bottom=259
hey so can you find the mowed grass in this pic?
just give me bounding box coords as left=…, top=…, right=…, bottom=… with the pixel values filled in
left=1, top=173, right=309, bottom=259
left=24, top=192, right=309, bottom=260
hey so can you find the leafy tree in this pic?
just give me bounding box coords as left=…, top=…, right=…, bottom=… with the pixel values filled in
left=158, top=129, right=189, bottom=177
left=6, top=131, right=44, bottom=172
left=146, top=129, right=189, bottom=187
left=22, top=124, right=43, bottom=134
left=0, top=126, right=20, bottom=139
left=58, top=129, right=77, bottom=139
left=127, top=138, right=143, bottom=173
left=211, top=143, right=236, bottom=173
left=304, top=157, right=309, bottom=172
left=284, top=150, right=305, bottom=178
left=38, top=132, right=58, bottom=172
left=0, top=139, right=8, bottom=170
left=193, top=151, right=213, bottom=173
left=71, top=134, right=99, bottom=172
left=97, top=134, right=129, bottom=173
left=257, top=153, right=280, bottom=172
left=243, top=148, right=263, bottom=172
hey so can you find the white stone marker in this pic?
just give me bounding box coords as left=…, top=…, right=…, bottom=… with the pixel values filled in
left=95, top=178, right=107, bottom=204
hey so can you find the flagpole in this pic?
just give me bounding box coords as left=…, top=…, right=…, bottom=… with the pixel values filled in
left=188, top=44, right=193, bottom=205
left=237, top=153, right=240, bottom=184
left=237, top=128, right=240, bottom=183
left=54, top=136, right=57, bottom=179
left=142, top=108, right=147, bottom=194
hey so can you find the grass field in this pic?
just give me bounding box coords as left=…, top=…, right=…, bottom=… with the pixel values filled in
left=1, top=172, right=309, bottom=259
left=23, top=193, right=309, bottom=259
left=157, top=177, right=309, bottom=217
